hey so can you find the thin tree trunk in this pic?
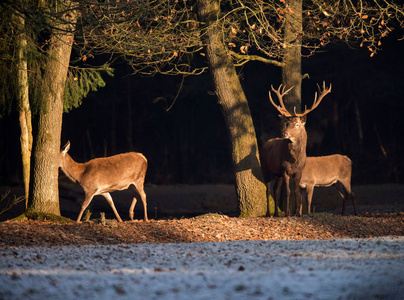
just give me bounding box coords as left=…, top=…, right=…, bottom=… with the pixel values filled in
left=15, top=13, right=33, bottom=208
left=281, top=0, right=303, bottom=214
left=197, top=0, right=268, bottom=217
left=28, top=6, right=76, bottom=215
left=282, top=0, right=303, bottom=113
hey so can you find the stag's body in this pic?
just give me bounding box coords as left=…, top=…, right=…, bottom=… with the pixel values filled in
left=59, top=141, right=148, bottom=223
left=261, top=83, right=331, bottom=217
left=260, top=117, right=307, bottom=217
left=300, top=155, right=357, bottom=216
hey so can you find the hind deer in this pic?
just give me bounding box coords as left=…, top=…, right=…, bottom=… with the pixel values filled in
left=260, top=82, right=331, bottom=217
left=300, top=155, right=357, bottom=216
left=59, top=141, right=148, bottom=223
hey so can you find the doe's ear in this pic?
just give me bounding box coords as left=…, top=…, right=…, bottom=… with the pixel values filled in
left=61, top=141, right=70, bottom=153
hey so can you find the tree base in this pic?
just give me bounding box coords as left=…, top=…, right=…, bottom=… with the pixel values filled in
left=14, top=212, right=74, bottom=223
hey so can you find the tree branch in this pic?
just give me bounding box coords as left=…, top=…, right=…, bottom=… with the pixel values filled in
left=229, top=51, right=284, bottom=67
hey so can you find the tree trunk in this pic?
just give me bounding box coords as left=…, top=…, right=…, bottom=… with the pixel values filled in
left=282, top=0, right=303, bottom=113
left=15, top=13, right=33, bottom=208
left=197, top=0, right=268, bottom=217
left=281, top=0, right=303, bottom=214
left=27, top=7, right=76, bottom=215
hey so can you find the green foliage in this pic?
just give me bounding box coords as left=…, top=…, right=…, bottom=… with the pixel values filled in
left=0, top=60, right=15, bottom=118
left=24, top=211, right=75, bottom=223
left=0, top=10, right=17, bottom=118
left=195, top=212, right=227, bottom=219
left=63, top=65, right=113, bottom=112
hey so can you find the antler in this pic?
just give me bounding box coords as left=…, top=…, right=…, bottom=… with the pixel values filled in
left=268, top=84, right=294, bottom=117
left=297, top=81, right=332, bottom=117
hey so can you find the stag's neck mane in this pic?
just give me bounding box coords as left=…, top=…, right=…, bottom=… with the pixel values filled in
left=288, top=128, right=307, bottom=160
left=61, top=153, right=86, bottom=183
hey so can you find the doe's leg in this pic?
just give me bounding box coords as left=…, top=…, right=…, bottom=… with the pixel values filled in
left=129, top=198, right=137, bottom=221
left=139, top=189, right=148, bottom=222
left=305, top=185, right=314, bottom=214
left=77, top=193, right=95, bottom=223
left=129, top=183, right=148, bottom=222
left=101, top=192, right=123, bottom=222
left=335, top=182, right=350, bottom=216
left=135, top=181, right=148, bottom=222
left=294, top=174, right=303, bottom=217
left=350, top=192, right=357, bottom=216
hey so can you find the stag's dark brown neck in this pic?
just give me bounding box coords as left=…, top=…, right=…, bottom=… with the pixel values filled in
left=288, top=128, right=307, bottom=164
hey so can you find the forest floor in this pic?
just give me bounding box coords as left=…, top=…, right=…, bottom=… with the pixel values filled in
left=0, top=183, right=403, bottom=246
left=1, top=184, right=403, bottom=299
left=0, top=211, right=404, bottom=247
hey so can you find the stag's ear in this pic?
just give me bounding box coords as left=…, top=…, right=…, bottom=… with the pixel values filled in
left=61, top=141, right=70, bottom=153
left=300, top=115, right=307, bottom=125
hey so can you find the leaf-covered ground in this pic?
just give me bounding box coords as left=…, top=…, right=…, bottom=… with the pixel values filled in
left=1, top=212, right=403, bottom=247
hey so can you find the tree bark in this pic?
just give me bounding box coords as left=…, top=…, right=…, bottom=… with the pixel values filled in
left=27, top=6, right=76, bottom=215
left=281, top=0, right=303, bottom=214
left=282, top=0, right=303, bottom=114
left=15, top=13, right=33, bottom=208
left=197, top=0, right=268, bottom=217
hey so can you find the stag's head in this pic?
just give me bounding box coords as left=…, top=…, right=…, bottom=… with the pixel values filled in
left=268, top=82, right=332, bottom=142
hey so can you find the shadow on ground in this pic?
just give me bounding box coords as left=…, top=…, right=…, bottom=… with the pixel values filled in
left=1, top=180, right=404, bottom=222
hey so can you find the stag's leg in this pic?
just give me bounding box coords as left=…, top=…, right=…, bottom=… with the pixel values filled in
left=301, top=188, right=308, bottom=214
left=273, top=177, right=283, bottom=217
left=101, top=193, right=123, bottom=222
left=265, top=181, right=271, bottom=217
left=283, top=173, right=291, bottom=216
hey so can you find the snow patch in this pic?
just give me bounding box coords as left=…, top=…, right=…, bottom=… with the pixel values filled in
left=1, top=237, right=403, bottom=299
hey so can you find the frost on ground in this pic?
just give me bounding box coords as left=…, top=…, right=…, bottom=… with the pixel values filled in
left=1, top=237, right=403, bottom=300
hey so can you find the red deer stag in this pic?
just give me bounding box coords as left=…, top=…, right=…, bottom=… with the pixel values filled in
left=260, top=82, right=331, bottom=217
left=59, top=141, right=148, bottom=223
left=300, top=155, right=357, bottom=216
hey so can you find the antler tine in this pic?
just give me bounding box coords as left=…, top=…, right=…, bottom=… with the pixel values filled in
left=297, top=81, right=332, bottom=117
left=268, top=84, right=294, bottom=117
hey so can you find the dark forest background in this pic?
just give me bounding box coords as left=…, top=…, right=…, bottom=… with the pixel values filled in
left=1, top=34, right=403, bottom=187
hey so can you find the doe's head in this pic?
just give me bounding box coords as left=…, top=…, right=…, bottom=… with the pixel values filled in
left=59, top=141, right=71, bottom=167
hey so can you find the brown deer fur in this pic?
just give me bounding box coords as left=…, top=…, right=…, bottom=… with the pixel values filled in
left=260, top=82, right=331, bottom=217
left=300, top=155, right=357, bottom=216
left=260, top=116, right=307, bottom=217
left=59, top=141, right=148, bottom=223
